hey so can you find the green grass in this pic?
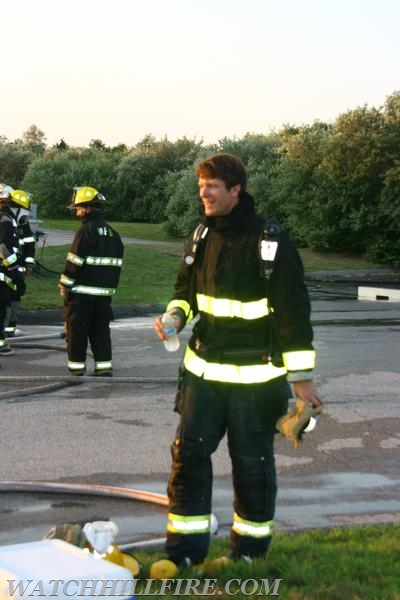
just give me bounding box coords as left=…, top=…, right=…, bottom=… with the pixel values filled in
left=126, top=525, right=400, bottom=599
left=40, top=219, right=181, bottom=241
left=24, top=222, right=381, bottom=311
left=29, top=244, right=182, bottom=309
left=299, top=247, right=377, bottom=271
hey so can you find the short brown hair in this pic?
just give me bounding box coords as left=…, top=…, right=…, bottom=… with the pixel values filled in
left=196, top=153, right=247, bottom=191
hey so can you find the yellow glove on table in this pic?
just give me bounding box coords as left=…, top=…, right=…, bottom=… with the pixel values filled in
left=276, top=399, right=322, bottom=448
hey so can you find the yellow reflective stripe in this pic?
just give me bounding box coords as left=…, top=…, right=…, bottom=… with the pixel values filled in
left=94, top=361, right=112, bottom=370
left=71, top=285, right=116, bottom=296
left=283, top=349, right=316, bottom=371
left=67, top=252, right=85, bottom=266
left=68, top=361, right=86, bottom=370
left=25, top=257, right=35, bottom=265
left=0, top=273, right=17, bottom=290
left=86, top=256, right=123, bottom=266
left=167, top=513, right=211, bottom=534
left=196, top=293, right=269, bottom=320
left=60, top=274, right=75, bottom=286
left=232, top=513, right=274, bottom=538
left=183, top=346, right=286, bottom=384
left=167, top=299, right=193, bottom=321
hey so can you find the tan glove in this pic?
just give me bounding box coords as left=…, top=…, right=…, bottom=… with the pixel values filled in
left=43, top=523, right=88, bottom=548
left=276, top=399, right=322, bottom=448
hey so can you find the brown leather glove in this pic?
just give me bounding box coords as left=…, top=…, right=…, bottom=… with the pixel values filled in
left=276, top=399, right=322, bottom=448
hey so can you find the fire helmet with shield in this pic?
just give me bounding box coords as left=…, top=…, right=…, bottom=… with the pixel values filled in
left=10, top=189, right=32, bottom=210
left=0, top=183, right=14, bottom=200
left=68, top=186, right=106, bottom=209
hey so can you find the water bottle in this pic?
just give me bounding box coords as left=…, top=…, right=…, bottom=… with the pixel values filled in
left=161, top=312, right=180, bottom=352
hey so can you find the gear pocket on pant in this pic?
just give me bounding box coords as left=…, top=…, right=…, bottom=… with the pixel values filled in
left=174, top=366, right=187, bottom=414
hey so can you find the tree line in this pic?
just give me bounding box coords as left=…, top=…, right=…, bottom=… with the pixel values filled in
left=1, top=90, right=399, bottom=266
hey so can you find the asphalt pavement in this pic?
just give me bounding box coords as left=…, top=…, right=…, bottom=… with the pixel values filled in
left=0, top=230, right=399, bottom=550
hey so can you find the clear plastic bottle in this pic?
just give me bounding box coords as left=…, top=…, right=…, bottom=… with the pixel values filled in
left=161, top=312, right=180, bottom=352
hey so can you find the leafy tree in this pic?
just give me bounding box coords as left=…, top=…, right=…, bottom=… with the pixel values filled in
left=115, top=136, right=203, bottom=222
left=268, top=102, right=400, bottom=259
left=22, top=149, right=121, bottom=218
left=0, top=142, right=31, bottom=188
left=368, top=162, right=400, bottom=266
left=89, top=139, right=107, bottom=151
left=21, top=154, right=74, bottom=216
left=54, top=138, right=68, bottom=151
left=162, top=167, right=202, bottom=237
left=18, top=124, right=47, bottom=156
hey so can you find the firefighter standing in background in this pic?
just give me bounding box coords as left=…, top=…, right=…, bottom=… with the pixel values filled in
left=153, top=154, right=321, bottom=569
left=4, top=189, right=36, bottom=338
left=0, top=184, right=25, bottom=356
left=59, top=187, right=124, bottom=377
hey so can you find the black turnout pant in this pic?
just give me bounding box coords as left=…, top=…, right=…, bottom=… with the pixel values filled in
left=62, top=294, right=113, bottom=371
left=166, top=370, right=290, bottom=564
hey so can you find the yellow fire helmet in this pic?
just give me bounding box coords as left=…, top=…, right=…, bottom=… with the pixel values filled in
left=69, top=186, right=106, bottom=208
left=0, top=183, right=14, bottom=200
left=10, top=189, right=32, bottom=209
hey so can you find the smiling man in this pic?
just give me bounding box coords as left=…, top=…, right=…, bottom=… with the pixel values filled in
left=198, top=175, right=240, bottom=217
left=153, top=153, right=321, bottom=571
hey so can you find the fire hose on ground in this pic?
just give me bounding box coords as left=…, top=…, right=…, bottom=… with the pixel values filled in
left=1, top=333, right=219, bottom=548
left=0, top=481, right=219, bottom=550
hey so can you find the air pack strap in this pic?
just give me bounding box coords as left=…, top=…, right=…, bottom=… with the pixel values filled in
left=183, top=218, right=281, bottom=284
left=184, top=223, right=208, bottom=265
left=259, top=219, right=281, bottom=281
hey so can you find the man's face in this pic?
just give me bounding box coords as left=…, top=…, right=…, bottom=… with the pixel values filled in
left=75, top=206, right=86, bottom=218
left=198, top=177, right=240, bottom=217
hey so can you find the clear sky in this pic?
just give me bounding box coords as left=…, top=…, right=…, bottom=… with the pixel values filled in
left=2, top=0, right=399, bottom=148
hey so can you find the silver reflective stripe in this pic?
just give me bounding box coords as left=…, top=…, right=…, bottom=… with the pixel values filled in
left=67, top=252, right=85, bottom=266
left=86, top=256, right=123, bottom=266
left=71, top=285, right=116, bottom=296
left=3, top=253, right=18, bottom=267
left=260, top=240, right=278, bottom=261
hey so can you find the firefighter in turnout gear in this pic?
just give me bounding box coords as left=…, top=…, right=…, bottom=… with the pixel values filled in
left=4, top=189, right=36, bottom=338
left=59, top=187, right=124, bottom=376
left=0, top=184, right=25, bottom=356
left=153, top=154, right=321, bottom=570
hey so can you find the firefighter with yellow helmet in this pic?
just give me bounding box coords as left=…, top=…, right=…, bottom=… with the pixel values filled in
left=0, top=184, right=26, bottom=355
left=4, top=189, right=36, bottom=337
left=59, top=186, right=124, bottom=376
